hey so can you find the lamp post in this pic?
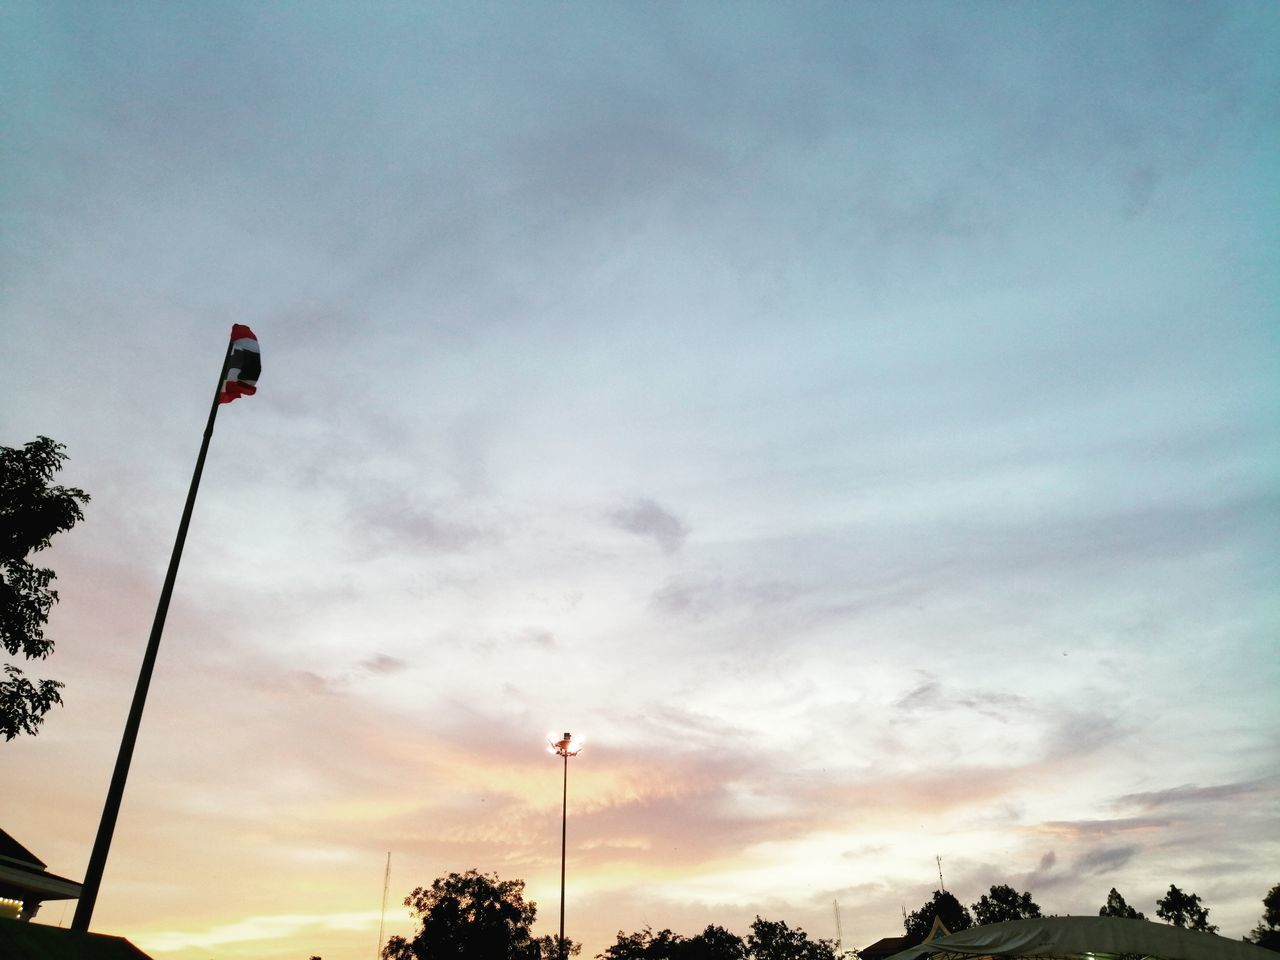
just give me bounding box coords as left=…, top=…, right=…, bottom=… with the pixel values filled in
left=548, top=731, right=582, bottom=960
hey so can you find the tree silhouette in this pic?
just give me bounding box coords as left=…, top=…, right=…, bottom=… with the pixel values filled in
left=382, top=870, right=543, bottom=959
left=971, top=885, right=1042, bottom=925
left=1155, top=885, right=1217, bottom=933
left=746, top=917, right=838, bottom=960
left=686, top=925, right=749, bottom=960
left=1245, top=883, right=1280, bottom=951
left=536, top=934, right=582, bottom=958
left=599, top=926, right=687, bottom=960
left=1, top=436, right=89, bottom=740
left=904, top=891, right=973, bottom=945
left=1099, top=888, right=1145, bottom=920
left=600, top=920, right=834, bottom=960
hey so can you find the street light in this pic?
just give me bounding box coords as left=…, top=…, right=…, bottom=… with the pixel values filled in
left=548, top=731, right=583, bottom=960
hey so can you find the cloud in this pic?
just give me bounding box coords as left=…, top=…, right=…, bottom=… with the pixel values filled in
left=647, top=572, right=807, bottom=630
left=466, top=627, right=559, bottom=655
left=1013, top=843, right=1139, bottom=893
left=362, top=654, right=408, bottom=675
left=1034, top=818, right=1172, bottom=841
left=893, top=675, right=1030, bottom=720
left=894, top=679, right=943, bottom=710
left=1114, top=780, right=1271, bottom=811
left=137, top=909, right=381, bottom=951
left=517, top=628, right=557, bottom=649
left=1042, top=710, right=1124, bottom=763
left=350, top=489, right=498, bottom=554
left=1075, top=845, right=1140, bottom=874
left=4, top=5, right=1277, bottom=959
left=610, top=498, right=689, bottom=554
left=1023, top=850, right=1058, bottom=889
left=650, top=576, right=725, bottom=619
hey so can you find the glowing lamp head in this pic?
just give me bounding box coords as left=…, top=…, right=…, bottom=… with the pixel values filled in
left=548, top=731, right=584, bottom=757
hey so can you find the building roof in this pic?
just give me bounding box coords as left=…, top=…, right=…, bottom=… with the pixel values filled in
left=0, top=917, right=155, bottom=959
left=0, top=828, right=82, bottom=904
left=862, top=935, right=911, bottom=960
left=0, top=829, right=45, bottom=869
left=885, top=916, right=1276, bottom=960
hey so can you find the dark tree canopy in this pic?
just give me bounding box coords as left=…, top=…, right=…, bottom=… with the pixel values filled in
left=1, top=436, right=89, bottom=740
left=1263, top=884, right=1280, bottom=929
left=536, top=934, right=582, bottom=959
left=746, top=917, right=838, bottom=960
left=905, top=891, right=973, bottom=945
left=382, top=870, right=544, bottom=960
left=684, top=925, right=749, bottom=960
left=1246, top=883, right=1280, bottom=952
left=971, top=885, right=1042, bottom=926
left=599, top=919, right=833, bottom=960
left=1099, top=888, right=1146, bottom=920
left=599, top=927, right=691, bottom=960
left=1155, top=885, right=1217, bottom=934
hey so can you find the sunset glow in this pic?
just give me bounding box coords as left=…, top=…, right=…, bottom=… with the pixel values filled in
left=3, top=3, right=1278, bottom=960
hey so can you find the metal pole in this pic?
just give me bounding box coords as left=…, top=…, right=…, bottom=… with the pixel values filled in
left=72, top=339, right=234, bottom=932
left=559, top=749, right=568, bottom=960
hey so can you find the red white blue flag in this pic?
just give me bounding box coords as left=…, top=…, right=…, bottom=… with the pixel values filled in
left=219, top=325, right=260, bottom=404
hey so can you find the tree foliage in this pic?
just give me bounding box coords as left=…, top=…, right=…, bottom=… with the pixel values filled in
left=1262, top=884, right=1280, bottom=929
left=904, top=891, right=973, bottom=945
left=746, top=917, right=839, bottom=960
left=382, top=870, right=546, bottom=960
left=685, top=925, right=749, bottom=960
left=971, top=885, right=1042, bottom=926
left=536, top=934, right=583, bottom=959
left=599, top=926, right=692, bottom=960
left=1155, top=885, right=1217, bottom=934
left=380, top=872, right=1267, bottom=960
left=1, top=436, right=89, bottom=740
left=1245, top=883, right=1280, bottom=952
left=1099, top=888, right=1145, bottom=921
left=599, top=919, right=835, bottom=960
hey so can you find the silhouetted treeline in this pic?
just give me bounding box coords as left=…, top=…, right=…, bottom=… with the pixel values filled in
left=371, top=871, right=1280, bottom=959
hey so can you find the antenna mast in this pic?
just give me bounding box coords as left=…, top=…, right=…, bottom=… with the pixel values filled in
left=936, top=855, right=945, bottom=891
left=376, top=851, right=391, bottom=960
left=833, top=899, right=843, bottom=953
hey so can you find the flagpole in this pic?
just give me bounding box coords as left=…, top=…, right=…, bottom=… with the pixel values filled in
left=72, top=336, right=237, bottom=933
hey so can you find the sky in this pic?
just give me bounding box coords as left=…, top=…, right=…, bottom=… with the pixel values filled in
left=2, top=2, right=1278, bottom=958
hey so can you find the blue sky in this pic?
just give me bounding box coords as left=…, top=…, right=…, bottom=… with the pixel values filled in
left=3, top=3, right=1278, bottom=958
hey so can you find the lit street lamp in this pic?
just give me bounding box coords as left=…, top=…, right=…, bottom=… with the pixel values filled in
left=548, top=731, right=583, bottom=960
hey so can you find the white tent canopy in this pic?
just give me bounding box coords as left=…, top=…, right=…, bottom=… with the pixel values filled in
left=886, top=917, right=1272, bottom=960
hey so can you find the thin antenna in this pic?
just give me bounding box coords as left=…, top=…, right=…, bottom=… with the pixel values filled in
left=833, top=899, right=843, bottom=953
left=936, top=855, right=945, bottom=891
left=376, top=851, right=391, bottom=960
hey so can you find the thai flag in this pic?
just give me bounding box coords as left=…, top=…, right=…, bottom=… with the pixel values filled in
left=219, top=325, right=261, bottom=404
